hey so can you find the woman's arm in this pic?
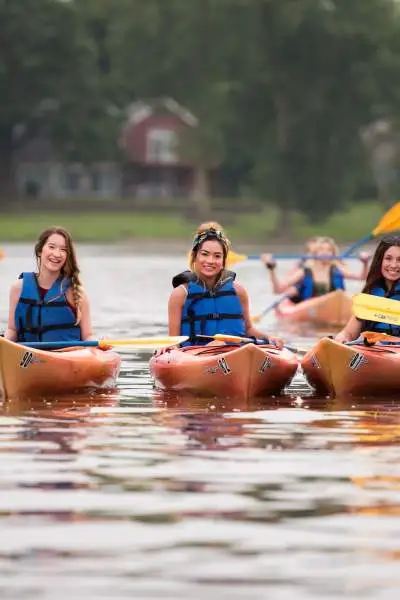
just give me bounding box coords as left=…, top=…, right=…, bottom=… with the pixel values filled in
left=260, top=255, right=304, bottom=293
left=4, top=280, right=23, bottom=341
left=168, top=286, right=186, bottom=336
left=235, top=283, right=283, bottom=348
left=337, top=252, right=370, bottom=281
left=335, top=315, right=363, bottom=343
left=78, top=292, right=94, bottom=341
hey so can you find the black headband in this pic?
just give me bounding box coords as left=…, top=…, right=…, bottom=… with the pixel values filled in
left=192, top=229, right=227, bottom=251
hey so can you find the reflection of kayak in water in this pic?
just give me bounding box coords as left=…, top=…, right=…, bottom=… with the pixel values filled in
left=302, top=336, right=400, bottom=397
left=276, top=290, right=352, bottom=328
left=0, top=248, right=5, bottom=260
left=150, top=343, right=298, bottom=400
left=349, top=408, right=400, bottom=516
left=2, top=389, right=120, bottom=419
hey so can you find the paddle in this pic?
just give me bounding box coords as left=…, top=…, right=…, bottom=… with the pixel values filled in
left=352, top=293, right=400, bottom=326
left=252, top=294, right=289, bottom=323
left=341, top=201, right=400, bottom=257
left=20, top=336, right=188, bottom=350
left=202, top=333, right=307, bottom=355
left=229, top=202, right=400, bottom=267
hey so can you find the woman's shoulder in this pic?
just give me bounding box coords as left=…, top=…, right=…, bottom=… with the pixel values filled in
left=233, top=281, right=247, bottom=296
left=10, top=279, right=23, bottom=293
left=170, top=284, right=188, bottom=299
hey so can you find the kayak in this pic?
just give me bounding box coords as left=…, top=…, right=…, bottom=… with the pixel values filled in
left=0, top=337, right=121, bottom=400
left=276, top=290, right=352, bottom=328
left=149, top=342, right=298, bottom=399
left=301, top=336, right=400, bottom=397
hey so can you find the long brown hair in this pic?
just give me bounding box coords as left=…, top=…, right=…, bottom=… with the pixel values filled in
left=189, top=221, right=230, bottom=274
left=35, top=226, right=84, bottom=323
left=362, top=235, right=400, bottom=293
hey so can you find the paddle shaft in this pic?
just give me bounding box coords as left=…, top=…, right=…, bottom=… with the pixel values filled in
left=19, top=336, right=188, bottom=350
left=22, top=340, right=100, bottom=349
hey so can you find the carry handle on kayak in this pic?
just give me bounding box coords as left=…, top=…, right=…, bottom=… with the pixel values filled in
left=196, top=334, right=306, bottom=355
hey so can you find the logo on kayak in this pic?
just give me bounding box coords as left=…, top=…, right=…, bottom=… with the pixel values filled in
left=19, top=351, right=44, bottom=368
left=218, top=357, right=232, bottom=375
left=259, top=356, right=272, bottom=372
left=20, top=352, right=34, bottom=368
left=310, top=354, right=321, bottom=369
left=349, top=352, right=368, bottom=371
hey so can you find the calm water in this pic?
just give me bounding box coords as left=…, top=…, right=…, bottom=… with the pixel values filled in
left=0, top=244, right=399, bottom=600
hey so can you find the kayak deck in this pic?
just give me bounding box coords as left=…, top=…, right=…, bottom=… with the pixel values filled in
left=276, top=290, right=352, bottom=328
left=149, top=343, right=298, bottom=399
left=301, top=336, right=400, bottom=397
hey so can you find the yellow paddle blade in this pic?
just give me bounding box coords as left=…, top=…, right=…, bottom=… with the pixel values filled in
left=372, top=202, right=400, bottom=236
left=226, top=250, right=248, bottom=267
left=99, top=336, right=188, bottom=348
left=362, top=331, right=400, bottom=344
left=352, top=293, right=400, bottom=326
left=252, top=314, right=262, bottom=324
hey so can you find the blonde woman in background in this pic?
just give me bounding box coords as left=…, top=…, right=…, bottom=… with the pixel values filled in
left=261, top=236, right=370, bottom=303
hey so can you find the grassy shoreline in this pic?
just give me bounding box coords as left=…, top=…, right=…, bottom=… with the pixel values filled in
left=0, top=201, right=388, bottom=244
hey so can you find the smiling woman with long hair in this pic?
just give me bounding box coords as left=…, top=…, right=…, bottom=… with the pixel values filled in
left=4, top=226, right=93, bottom=343
left=335, top=235, right=400, bottom=342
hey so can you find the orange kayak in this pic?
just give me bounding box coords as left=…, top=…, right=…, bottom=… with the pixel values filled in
left=149, top=343, right=298, bottom=399
left=276, top=290, right=352, bottom=328
left=0, top=337, right=121, bottom=400
left=301, top=336, right=400, bottom=397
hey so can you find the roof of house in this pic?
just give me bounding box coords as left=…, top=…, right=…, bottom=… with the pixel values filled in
left=125, top=97, right=198, bottom=127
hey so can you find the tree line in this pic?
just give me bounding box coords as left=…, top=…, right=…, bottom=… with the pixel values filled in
left=2, top=0, right=400, bottom=224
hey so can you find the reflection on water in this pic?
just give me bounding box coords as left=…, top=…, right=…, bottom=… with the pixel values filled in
left=0, top=245, right=399, bottom=599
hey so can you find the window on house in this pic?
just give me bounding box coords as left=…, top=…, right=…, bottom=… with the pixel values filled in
left=91, top=170, right=102, bottom=191
left=147, top=129, right=177, bottom=164
left=65, top=171, right=82, bottom=192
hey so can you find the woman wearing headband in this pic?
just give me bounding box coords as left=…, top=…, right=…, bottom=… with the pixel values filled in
left=168, top=222, right=283, bottom=347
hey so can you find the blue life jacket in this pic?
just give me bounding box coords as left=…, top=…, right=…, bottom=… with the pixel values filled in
left=15, top=272, right=81, bottom=343
left=294, top=265, right=345, bottom=302
left=174, top=270, right=245, bottom=345
left=361, top=279, right=400, bottom=336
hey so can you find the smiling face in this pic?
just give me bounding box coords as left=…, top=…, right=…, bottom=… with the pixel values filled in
left=381, top=245, right=400, bottom=284
left=39, top=233, right=68, bottom=274
left=194, top=239, right=225, bottom=282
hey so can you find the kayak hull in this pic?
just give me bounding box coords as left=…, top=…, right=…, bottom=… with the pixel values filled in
left=149, top=343, right=298, bottom=399
left=0, top=337, right=121, bottom=400
left=276, top=290, right=352, bottom=328
left=301, top=337, right=400, bottom=397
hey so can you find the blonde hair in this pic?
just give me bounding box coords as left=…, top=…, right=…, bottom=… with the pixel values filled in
left=35, top=226, right=84, bottom=324
left=313, top=236, right=342, bottom=267
left=189, top=222, right=231, bottom=273
left=317, top=236, right=339, bottom=256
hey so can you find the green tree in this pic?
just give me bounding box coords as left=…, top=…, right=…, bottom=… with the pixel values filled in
left=0, top=0, right=101, bottom=202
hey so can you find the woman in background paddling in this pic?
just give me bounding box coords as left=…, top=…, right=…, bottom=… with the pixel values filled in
left=335, top=235, right=400, bottom=342
left=261, top=236, right=369, bottom=304
left=168, top=222, right=283, bottom=347
left=4, top=226, right=93, bottom=343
